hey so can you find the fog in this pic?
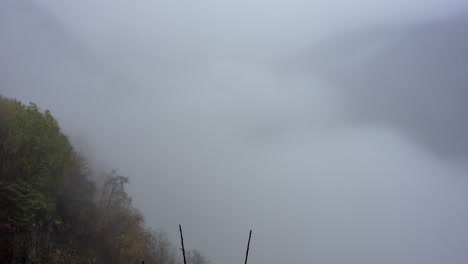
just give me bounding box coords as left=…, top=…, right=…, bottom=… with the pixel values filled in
left=2, top=0, right=468, bottom=263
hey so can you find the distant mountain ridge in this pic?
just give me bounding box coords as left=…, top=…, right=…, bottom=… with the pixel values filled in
left=303, top=11, right=468, bottom=158
left=0, top=0, right=132, bottom=104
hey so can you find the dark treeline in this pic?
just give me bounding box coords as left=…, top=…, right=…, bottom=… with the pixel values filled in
left=0, top=96, right=209, bottom=264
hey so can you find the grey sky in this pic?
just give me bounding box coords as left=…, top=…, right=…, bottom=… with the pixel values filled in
left=2, top=0, right=468, bottom=263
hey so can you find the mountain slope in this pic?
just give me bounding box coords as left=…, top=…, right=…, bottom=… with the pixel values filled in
left=304, top=12, right=468, bottom=158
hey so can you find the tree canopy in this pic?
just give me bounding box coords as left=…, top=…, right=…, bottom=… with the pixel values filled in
left=0, top=96, right=209, bottom=264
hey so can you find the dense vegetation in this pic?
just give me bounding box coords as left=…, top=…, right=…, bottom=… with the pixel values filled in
left=0, top=96, right=209, bottom=264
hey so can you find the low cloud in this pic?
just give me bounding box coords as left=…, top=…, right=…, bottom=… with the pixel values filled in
left=2, top=0, right=468, bottom=263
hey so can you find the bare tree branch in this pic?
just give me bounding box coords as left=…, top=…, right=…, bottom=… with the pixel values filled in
left=179, top=224, right=187, bottom=264
left=244, top=230, right=252, bottom=264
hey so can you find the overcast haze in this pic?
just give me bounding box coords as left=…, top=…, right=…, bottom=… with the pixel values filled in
left=2, top=0, right=468, bottom=263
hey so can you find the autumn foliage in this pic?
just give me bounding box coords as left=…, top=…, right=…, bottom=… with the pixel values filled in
left=0, top=96, right=191, bottom=264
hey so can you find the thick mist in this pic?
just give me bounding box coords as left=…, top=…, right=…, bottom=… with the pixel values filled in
left=2, top=0, right=468, bottom=263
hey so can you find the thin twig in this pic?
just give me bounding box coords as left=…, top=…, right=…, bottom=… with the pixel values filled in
left=179, top=224, right=187, bottom=264
left=244, top=229, right=252, bottom=264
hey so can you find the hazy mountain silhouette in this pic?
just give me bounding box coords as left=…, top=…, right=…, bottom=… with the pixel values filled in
left=0, top=0, right=132, bottom=103
left=305, top=11, right=468, bottom=158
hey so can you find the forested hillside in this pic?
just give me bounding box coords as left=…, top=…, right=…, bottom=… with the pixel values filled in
left=0, top=96, right=207, bottom=264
